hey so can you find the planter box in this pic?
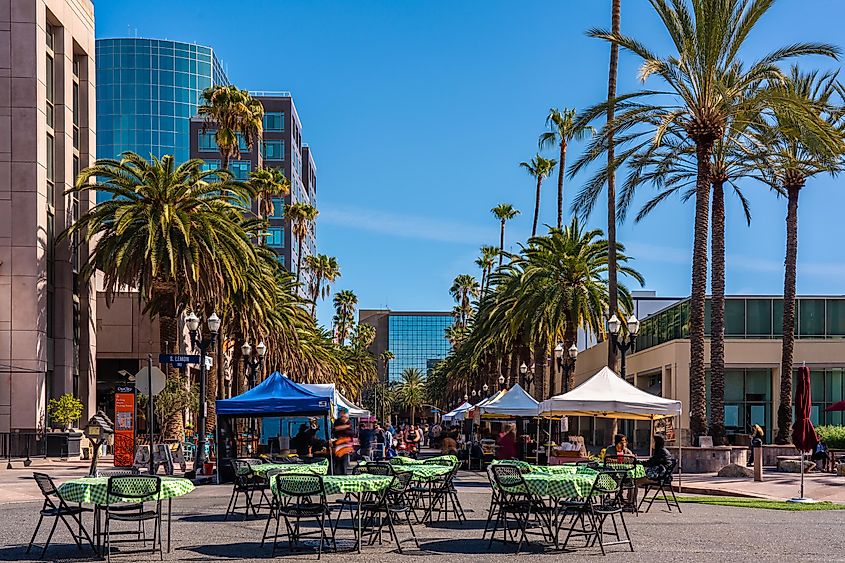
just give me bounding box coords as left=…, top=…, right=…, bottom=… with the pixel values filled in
left=669, top=446, right=750, bottom=473
left=45, top=432, right=82, bottom=458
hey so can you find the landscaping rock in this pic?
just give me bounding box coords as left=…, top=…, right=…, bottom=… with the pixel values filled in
left=717, top=463, right=754, bottom=478
left=836, top=464, right=845, bottom=477
left=777, top=459, right=815, bottom=473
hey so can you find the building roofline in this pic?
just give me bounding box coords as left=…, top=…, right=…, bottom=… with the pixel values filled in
left=360, top=309, right=452, bottom=316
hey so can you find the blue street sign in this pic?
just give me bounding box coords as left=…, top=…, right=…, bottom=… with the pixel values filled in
left=159, top=354, right=201, bottom=369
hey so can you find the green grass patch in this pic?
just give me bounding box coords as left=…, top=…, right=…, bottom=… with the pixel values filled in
left=675, top=495, right=845, bottom=511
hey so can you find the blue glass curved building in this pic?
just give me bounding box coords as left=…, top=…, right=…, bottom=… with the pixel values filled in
left=95, top=38, right=229, bottom=202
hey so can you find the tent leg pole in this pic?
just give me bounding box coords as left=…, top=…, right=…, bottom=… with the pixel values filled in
left=678, top=415, right=682, bottom=494
left=649, top=418, right=654, bottom=457
left=324, top=414, right=333, bottom=475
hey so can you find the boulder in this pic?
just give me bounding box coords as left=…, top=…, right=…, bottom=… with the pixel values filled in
left=836, top=464, right=845, bottom=477
left=777, top=458, right=815, bottom=473
left=717, top=463, right=754, bottom=478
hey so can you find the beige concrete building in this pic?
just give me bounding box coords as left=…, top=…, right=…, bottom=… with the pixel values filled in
left=0, top=0, right=97, bottom=433
left=571, top=296, right=845, bottom=448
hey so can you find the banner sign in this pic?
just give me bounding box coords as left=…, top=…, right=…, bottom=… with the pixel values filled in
left=114, top=386, right=136, bottom=467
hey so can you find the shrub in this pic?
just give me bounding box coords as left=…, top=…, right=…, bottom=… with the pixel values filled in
left=47, top=393, right=84, bottom=430
left=816, top=425, right=845, bottom=449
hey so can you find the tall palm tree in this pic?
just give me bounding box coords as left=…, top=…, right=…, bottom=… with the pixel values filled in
left=572, top=0, right=837, bottom=440
left=397, top=367, right=426, bottom=425
left=606, top=0, right=622, bottom=372
left=62, top=153, right=256, bottom=439
left=304, top=254, right=340, bottom=316
left=539, top=108, right=594, bottom=230
left=449, top=274, right=480, bottom=327
left=475, top=245, right=499, bottom=295
left=332, top=289, right=358, bottom=345
left=491, top=204, right=520, bottom=266
left=198, top=85, right=264, bottom=170
left=753, top=68, right=845, bottom=443
left=248, top=167, right=290, bottom=220
left=520, top=155, right=557, bottom=237
left=378, top=350, right=395, bottom=387
left=285, top=202, right=319, bottom=284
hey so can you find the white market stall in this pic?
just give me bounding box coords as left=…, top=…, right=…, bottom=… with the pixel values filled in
left=479, top=384, right=539, bottom=419
left=442, top=401, right=473, bottom=423
left=539, top=366, right=684, bottom=484
left=300, top=383, right=370, bottom=418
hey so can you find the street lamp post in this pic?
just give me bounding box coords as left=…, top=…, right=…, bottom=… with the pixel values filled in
left=186, top=311, right=220, bottom=473
left=482, top=383, right=489, bottom=397
left=554, top=343, right=579, bottom=393
left=241, top=341, right=267, bottom=389
left=608, top=313, right=640, bottom=379
left=520, top=362, right=535, bottom=391
left=498, top=374, right=506, bottom=390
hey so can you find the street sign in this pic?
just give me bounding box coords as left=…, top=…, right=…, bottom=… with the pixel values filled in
left=134, top=366, right=166, bottom=396
left=159, top=354, right=201, bottom=369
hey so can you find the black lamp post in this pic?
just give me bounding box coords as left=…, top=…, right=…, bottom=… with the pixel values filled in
left=498, top=374, right=506, bottom=390
left=185, top=311, right=220, bottom=473
left=241, top=341, right=267, bottom=389
left=482, top=383, right=489, bottom=397
left=608, top=313, right=640, bottom=379
left=554, top=343, right=579, bottom=393
left=520, top=362, right=535, bottom=391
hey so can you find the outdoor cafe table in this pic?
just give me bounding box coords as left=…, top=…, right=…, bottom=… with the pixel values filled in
left=58, top=475, right=194, bottom=553
left=251, top=459, right=329, bottom=477
left=361, top=461, right=451, bottom=482
left=271, top=473, right=393, bottom=553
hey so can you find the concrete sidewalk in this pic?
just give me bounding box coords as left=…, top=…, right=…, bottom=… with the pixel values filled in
left=0, top=457, right=109, bottom=503
left=677, top=469, right=845, bottom=501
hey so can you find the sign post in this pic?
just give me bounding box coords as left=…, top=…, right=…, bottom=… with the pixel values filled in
left=114, top=385, right=136, bottom=467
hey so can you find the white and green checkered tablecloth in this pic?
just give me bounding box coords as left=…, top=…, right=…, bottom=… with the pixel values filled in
left=58, top=476, right=195, bottom=505
left=251, top=459, right=329, bottom=476
left=492, top=459, right=645, bottom=479
left=520, top=473, right=597, bottom=498
left=270, top=473, right=393, bottom=496
left=360, top=462, right=451, bottom=482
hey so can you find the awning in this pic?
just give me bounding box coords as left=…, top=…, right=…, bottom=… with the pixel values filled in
left=480, top=384, right=539, bottom=418
left=216, top=371, right=331, bottom=417
left=442, top=401, right=472, bottom=422
left=300, top=383, right=370, bottom=418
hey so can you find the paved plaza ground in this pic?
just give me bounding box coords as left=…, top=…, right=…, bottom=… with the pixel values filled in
left=2, top=461, right=845, bottom=562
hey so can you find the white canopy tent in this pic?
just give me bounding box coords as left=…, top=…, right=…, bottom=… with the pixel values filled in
left=300, top=383, right=370, bottom=418
left=479, top=384, right=539, bottom=418
left=442, top=401, right=472, bottom=423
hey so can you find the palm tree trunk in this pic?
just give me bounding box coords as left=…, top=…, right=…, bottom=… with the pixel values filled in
left=157, top=296, right=184, bottom=441
left=710, top=181, right=726, bottom=445
left=532, top=177, right=542, bottom=237
left=480, top=268, right=487, bottom=299
left=499, top=220, right=506, bottom=266
left=606, top=0, right=621, bottom=371
left=533, top=337, right=546, bottom=401
left=411, top=406, right=415, bottom=426
left=310, top=274, right=322, bottom=316
left=296, top=235, right=304, bottom=284
left=776, top=184, right=801, bottom=444
left=557, top=141, right=566, bottom=230
left=689, top=142, right=714, bottom=442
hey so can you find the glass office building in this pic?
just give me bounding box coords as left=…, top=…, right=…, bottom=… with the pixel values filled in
left=386, top=313, right=454, bottom=382
left=95, top=38, right=229, bottom=202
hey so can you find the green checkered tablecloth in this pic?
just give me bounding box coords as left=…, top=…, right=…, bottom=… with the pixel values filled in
left=58, top=476, right=195, bottom=505
left=371, top=463, right=451, bottom=482
left=271, top=473, right=393, bottom=496
left=251, top=459, right=329, bottom=476
left=520, top=473, right=596, bottom=499
left=604, top=463, right=646, bottom=479
left=491, top=459, right=645, bottom=479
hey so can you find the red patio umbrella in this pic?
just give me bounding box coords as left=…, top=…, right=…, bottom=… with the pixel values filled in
left=824, top=400, right=845, bottom=412
left=790, top=365, right=818, bottom=502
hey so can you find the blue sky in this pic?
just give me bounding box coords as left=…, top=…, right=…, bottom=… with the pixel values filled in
left=96, top=1, right=845, bottom=326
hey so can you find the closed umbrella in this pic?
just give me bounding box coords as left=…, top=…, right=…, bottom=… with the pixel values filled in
left=789, top=365, right=818, bottom=503
left=824, top=400, right=845, bottom=412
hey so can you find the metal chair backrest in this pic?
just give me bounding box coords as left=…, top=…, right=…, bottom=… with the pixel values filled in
left=106, top=475, right=162, bottom=503
left=97, top=467, right=140, bottom=477
left=32, top=472, right=64, bottom=510
left=232, top=459, right=256, bottom=483
left=659, top=459, right=678, bottom=484
left=591, top=469, right=626, bottom=506
left=423, top=457, right=454, bottom=467
left=273, top=473, right=326, bottom=502
left=356, top=461, right=394, bottom=476
left=390, top=470, right=412, bottom=494
left=490, top=463, right=527, bottom=496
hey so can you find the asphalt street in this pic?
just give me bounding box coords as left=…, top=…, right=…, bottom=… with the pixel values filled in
left=3, top=471, right=845, bottom=562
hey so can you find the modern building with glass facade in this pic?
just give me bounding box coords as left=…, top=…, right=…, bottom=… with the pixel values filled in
left=95, top=38, right=229, bottom=202
left=189, top=92, right=317, bottom=289
left=572, top=295, right=845, bottom=448
left=360, top=310, right=454, bottom=383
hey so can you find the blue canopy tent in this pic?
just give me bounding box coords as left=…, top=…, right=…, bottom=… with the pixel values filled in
left=215, top=372, right=333, bottom=481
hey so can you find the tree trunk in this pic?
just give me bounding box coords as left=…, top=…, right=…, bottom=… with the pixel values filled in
left=499, top=220, right=506, bottom=267
left=509, top=348, right=519, bottom=389
left=557, top=141, right=567, bottom=230
left=689, top=141, right=714, bottom=442
left=709, top=181, right=726, bottom=445
left=533, top=337, right=547, bottom=401
left=157, top=296, right=184, bottom=441
left=310, top=274, right=321, bottom=317
left=606, top=0, right=621, bottom=371
left=410, top=406, right=416, bottom=427
left=532, top=177, right=542, bottom=237
left=776, top=184, right=801, bottom=444
left=296, top=235, right=304, bottom=284
left=480, top=268, right=487, bottom=299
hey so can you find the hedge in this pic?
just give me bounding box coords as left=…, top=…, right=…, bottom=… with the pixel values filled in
left=816, top=425, right=845, bottom=449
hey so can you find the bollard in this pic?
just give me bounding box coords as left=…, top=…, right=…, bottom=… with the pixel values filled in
left=753, top=445, right=763, bottom=481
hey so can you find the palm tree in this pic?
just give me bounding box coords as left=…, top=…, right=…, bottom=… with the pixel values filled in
left=378, top=350, right=395, bottom=387
left=572, top=0, right=837, bottom=440
left=753, top=68, right=845, bottom=443
left=198, top=85, right=264, bottom=170
left=62, top=153, right=256, bottom=438
left=449, top=274, right=480, bottom=327
left=491, top=204, right=520, bottom=266
left=248, top=167, right=290, bottom=220
left=539, top=108, right=594, bottom=230
left=520, top=155, right=557, bottom=237
left=606, top=0, right=622, bottom=373
left=304, top=254, right=340, bottom=316
left=475, top=245, right=499, bottom=295
left=285, top=202, right=319, bottom=284
left=332, top=290, right=358, bottom=345
left=397, top=367, right=426, bottom=425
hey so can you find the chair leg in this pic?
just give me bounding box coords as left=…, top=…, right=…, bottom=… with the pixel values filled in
left=669, top=485, right=682, bottom=513
left=224, top=487, right=237, bottom=521
left=26, top=514, right=44, bottom=553
left=40, top=516, right=60, bottom=558
left=261, top=511, right=274, bottom=547
left=271, top=512, right=282, bottom=556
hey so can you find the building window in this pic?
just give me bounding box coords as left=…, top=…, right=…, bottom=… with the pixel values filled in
left=800, top=299, right=826, bottom=336
left=270, top=197, right=285, bottom=218
left=198, top=131, right=217, bottom=151
left=746, top=299, right=772, bottom=336
left=707, top=368, right=772, bottom=442
left=263, top=112, right=284, bottom=131
left=267, top=227, right=284, bottom=247
left=827, top=300, right=845, bottom=336
left=46, top=134, right=55, bottom=207
left=276, top=255, right=286, bottom=267
left=797, top=368, right=845, bottom=425
left=72, top=82, right=80, bottom=150
left=262, top=140, right=285, bottom=160
left=46, top=54, right=54, bottom=128
left=724, top=299, right=746, bottom=336
left=230, top=160, right=251, bottom=180
left=200, top=159, right=220, bottom=172
left=46, top=23, right=54, bottom=49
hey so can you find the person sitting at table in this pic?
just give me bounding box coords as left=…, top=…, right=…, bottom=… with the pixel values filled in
left=496, top=424, right=518, bottom=460
left=812, top=438, right=831, bottom=472
left=292, top=424, right=310, bottom=457
left=630, top=434, right=674, bottom=506
left=605, top=433, right=633, bottom=462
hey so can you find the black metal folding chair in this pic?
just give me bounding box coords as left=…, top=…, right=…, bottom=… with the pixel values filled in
left=604, top=454, right=639, bottom=515
left=558, top=470, right=633, bottom=555
left=225, top=459, right=270, bottom=520
left=487, top=464, right=553, bottom=553
left=331, top=461, right=394, bottom=533
left=103, top=475, right=164, bottom=562
left=418, top=463, right=466, bottom=523
left=27, top=473, right=95, bottom=558
left=362, top=470, right=419, bottom=553
left=638, top=459, right=681, bottom=513
left=262, top=473, right=334, bottom=559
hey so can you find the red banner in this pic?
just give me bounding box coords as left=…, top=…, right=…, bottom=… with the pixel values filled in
left=114, top=387, right=136, bottom=467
